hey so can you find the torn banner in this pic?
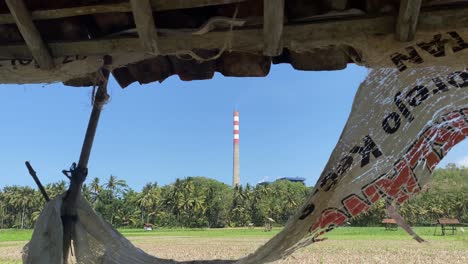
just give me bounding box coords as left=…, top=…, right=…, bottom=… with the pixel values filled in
left=309, top=66, right=468, bottom=231
left=240, top=34, right=468, bottom=263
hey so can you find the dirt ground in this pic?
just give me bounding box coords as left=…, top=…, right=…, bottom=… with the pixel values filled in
left=1, top=236, right=467, bottom=263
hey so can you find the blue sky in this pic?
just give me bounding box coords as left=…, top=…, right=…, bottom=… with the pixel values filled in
left=0, top=64, right=466, bottom=190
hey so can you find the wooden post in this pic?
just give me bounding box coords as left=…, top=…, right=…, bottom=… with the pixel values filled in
left=396, top=0, right=422, bottom=41
left=5, top=0, right=54, bottom=69
left=130, top=0, right=159, bottom=53
left=263, top=0, right=285, bottom=56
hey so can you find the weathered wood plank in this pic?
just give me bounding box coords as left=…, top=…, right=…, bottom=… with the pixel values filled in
left=0, top=6, right=467, bottom=59
left=263, top=0, right=285, bottom=56
left=150, top=0, right=245, bottom=10
left=5, top=0, right=54, bottom=69
left=0, top=0, right=246, bottom=25
left=0, top=3, right=129, bottom=24
left=130, top=0, right=158, bottom=53
left=396, top=0, right=422, bottom=41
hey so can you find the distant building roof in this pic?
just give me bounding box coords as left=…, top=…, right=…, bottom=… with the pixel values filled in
left=257, top=177, right=306, bottom=186
left=277, top=177, right=306, bottom=183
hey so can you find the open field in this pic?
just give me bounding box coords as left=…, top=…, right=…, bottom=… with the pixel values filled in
left=1, top=227, right=467, bottom=263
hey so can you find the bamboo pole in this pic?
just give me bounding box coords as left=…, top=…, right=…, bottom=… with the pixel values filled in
left=61, top=55, right=111, bottom=262
left=25, top=161, right=50, bottom=202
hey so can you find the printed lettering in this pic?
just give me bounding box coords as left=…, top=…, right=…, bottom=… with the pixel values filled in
left=424, top=148, right=441, bottom=172
left=351, top=136, right=383, bottom=167
left=448, top=31, right=468, bottom=53
left=382, top=112, right=401, bottom=134
left=299, top=203, right=316, bottom=220
left=406, top=85, right=430, bottom=107
left=447, top=71, right=468, bottom=88
left=394, top=92, right=414, bottom=121
left=312, top=110, right=468, bottom=238
left=417, top=34, right=446, bottom=57
left=342, top=195, right=370, bottom=217
left=406, top=137, right=431, bottom=168
left=374, top=160, right=420, bottom=204
left=432, top=77, right=449, bottom=94
left=310, top=209, right=347, bottom=233
left=336, top=156, right=354, bottom=176
left=320, top=172, right=338, bottom=192
left=362, top=182, right=382, bottom=203
left=390, top=47, right=423, bottom=72
left=382, top=69, right=468, bottom=135
left=320, top=136, right=382, bottom=191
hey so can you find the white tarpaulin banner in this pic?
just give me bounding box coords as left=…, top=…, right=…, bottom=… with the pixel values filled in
left=241, top=30, right=468, bottom=263
left=23, top=31, right=468, bottom=263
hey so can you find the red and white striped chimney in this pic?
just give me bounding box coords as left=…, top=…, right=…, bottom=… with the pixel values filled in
left=233, top=110, right=240, bottom=187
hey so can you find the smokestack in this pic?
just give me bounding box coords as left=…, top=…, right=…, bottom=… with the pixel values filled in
left=233, top=110, right=240, bottom=187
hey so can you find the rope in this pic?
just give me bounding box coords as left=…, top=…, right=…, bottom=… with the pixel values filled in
left=171, top=5, right=239, bottom=62
left=107, top=6, right=243, bottom=62
left=108, top=16, right=246, bottom=37
left=91, top=56, right=112, bottom=106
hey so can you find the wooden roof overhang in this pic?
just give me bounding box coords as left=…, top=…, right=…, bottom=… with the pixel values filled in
left=0, top=0, right=467, bottom=88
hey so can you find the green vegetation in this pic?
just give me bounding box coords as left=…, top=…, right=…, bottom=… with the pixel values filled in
left=0, top=227, right=466, bottom=243
left=327, top=226, right=467, bottom=241
left=0, top=175, right=309, bottom=229
left=0, top=165, right=466, bottom=230
left=0, top=229, right=32, bottom=242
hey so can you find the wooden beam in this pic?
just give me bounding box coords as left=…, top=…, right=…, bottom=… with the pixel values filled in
left=0, top=6, right=467, bottom=60
left=423, top=0, right=468, bottom=7
left=263, top=0, right=285, bottom=56
left=130, top=0, right=158, bottom=53
left=0, top=0, right=246, bottom=25
left=5, top=0, right=54, bottom=69
left=396, top=0, right=422, bottom=41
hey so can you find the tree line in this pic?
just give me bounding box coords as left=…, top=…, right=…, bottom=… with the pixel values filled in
left=0, top=165, right=466, bottom=229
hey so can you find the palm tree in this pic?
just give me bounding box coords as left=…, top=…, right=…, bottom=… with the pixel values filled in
left=137, top=184, right=160, bottom=224
left=90, top=177, right=102, bottom=204
left=46, top=181, right=67, bottom=199
left=82, top=184, right=93, bottom=202
left=7, top=187, right=38, bottom=229
left=0, top=192, right=5, bottom=229
left=168, top=179, right=185, bottom=225
left=105, top=175, right=128, bottom=198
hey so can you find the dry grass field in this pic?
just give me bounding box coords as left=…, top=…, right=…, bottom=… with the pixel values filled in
left=0, top=227, right=467, bottom=263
